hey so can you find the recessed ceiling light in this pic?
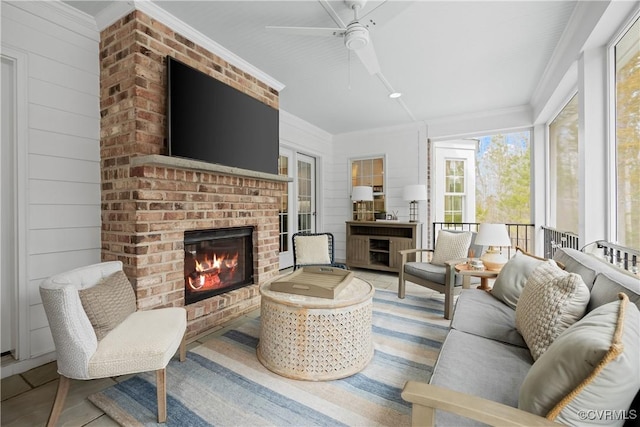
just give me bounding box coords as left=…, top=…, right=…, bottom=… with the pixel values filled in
left=389, top=92, right=402, bottom=99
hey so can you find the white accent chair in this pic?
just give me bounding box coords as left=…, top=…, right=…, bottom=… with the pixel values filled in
left=39, top=261, right=187, bottom=426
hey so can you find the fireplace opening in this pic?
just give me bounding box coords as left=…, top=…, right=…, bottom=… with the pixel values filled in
left=184, top=227, right=254, bottom=305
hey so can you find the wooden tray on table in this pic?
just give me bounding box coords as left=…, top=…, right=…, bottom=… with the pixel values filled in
left=270, top=266, right=354, bottom=299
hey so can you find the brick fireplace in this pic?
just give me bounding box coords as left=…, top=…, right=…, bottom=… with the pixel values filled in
left=99, top=10, right=285, bottom=339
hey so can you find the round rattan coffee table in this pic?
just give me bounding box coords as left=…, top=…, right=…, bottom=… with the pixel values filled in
left=257, top=276, right=375, bottom=381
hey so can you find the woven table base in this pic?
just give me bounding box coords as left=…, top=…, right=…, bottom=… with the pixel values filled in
left=257, top=277, right=374, bottom=381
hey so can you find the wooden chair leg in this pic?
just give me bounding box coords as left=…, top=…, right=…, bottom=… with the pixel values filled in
left=444, top=292, right=454, bottom=320
left=47, top=375, right=71, bottom=427
left=179, top=334, right=186, bottom=362
left=156, top=368, right=167, bottom=423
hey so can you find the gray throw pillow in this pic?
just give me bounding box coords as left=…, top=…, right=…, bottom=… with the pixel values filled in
left=79, top=270, right=137, bottom=340
left=519, top=293, right=640, bottom=426
left=492, top=251, right=556, bottom=310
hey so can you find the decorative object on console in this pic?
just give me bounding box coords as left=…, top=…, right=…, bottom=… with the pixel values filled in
left=402, top=184, right=427, bottom=223
left=352, top=185, right=373, bottom=221
left=474, top=223, right=512, bottom=271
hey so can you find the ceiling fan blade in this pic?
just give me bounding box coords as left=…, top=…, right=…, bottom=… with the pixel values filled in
left=354, top=42, right=381, bottom=75
left=266, top=26, right=345, bottom=37
left=318, top=0, right=347, bottom=29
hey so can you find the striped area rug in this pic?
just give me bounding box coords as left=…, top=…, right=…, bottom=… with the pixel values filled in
left=88, top=289, right=449, bottom=426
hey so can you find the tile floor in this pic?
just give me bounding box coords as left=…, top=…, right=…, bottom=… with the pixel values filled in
left=1, top=269, right=440, bottom=426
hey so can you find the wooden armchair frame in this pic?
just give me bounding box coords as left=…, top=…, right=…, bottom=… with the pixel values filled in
left=402, top=382, right=562, bottom=426
left=398, top=248, right=469, bottom=319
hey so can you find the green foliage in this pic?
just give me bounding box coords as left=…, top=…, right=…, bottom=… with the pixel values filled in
left=476, top=133, right=531, bottom=224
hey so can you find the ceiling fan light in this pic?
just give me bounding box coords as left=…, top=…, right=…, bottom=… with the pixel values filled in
left=344, top=22, right=369, bottom=50
left=389, top=92, right=402, bottom=99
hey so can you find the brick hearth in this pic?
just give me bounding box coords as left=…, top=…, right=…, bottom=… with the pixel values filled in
left=99, top=10, right=284, bottom=339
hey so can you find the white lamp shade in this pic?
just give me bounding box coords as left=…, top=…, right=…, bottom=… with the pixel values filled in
left=475, top=223, right=512, bottom=247
left=352, top=186, right=373, bottom=201
left=403, top=185, right=427, bottom=201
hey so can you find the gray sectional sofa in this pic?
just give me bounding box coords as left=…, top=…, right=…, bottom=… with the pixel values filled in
left=402, top=247, right=640, bottom=426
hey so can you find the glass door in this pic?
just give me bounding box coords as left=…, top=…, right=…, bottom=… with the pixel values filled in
left=297, top=154, right=316, bottom=234
left=278, top=149, right=293, bottom=268
left=278, top=150, right=317, bottom=269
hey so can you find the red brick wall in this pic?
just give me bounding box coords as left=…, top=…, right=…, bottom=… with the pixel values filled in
left=99, top=10, right=282, bottom=339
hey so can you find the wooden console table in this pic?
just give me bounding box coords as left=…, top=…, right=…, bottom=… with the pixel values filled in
left=346, top=221, right=421, bottom=272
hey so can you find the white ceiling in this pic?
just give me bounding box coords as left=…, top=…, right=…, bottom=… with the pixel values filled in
left=65, top=0, right=578, bottom=135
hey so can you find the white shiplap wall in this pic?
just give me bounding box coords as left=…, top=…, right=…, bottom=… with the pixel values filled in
left=1, top=1, right=101, bottom=375
left=328, top=123, right=428, bottom=261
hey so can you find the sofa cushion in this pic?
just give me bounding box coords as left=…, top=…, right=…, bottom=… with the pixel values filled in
left=430, top=329, right=533, bottom=426
left=553, top=247, right=599, bottom=290
left=431, top=231, right=472, bottom=266
left=78, top=270, right=137, bottom=340
left=491, top=251, right=556, bottom=310
left=519, top=293, right=640, bottom=427
left=515, top=262, right=590, bottom=360
left=451, top=289, right=526, bottom=348
left=589, top=270, right=640, bottom=312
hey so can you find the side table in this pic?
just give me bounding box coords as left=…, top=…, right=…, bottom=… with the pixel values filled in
left=257, top=276, right=375, bottom=381
left=455, top=263, right=500, bottom=291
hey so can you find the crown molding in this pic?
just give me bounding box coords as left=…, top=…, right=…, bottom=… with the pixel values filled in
left=94, top=0, right=284, bottom=92
left=94, top=0, right=136, bottom=31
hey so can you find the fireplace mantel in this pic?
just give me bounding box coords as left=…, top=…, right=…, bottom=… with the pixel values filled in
left=131, top=155, right=292, bottom=183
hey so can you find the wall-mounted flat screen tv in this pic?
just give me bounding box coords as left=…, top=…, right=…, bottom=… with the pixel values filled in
left=167, top=56, right=279, bottom=175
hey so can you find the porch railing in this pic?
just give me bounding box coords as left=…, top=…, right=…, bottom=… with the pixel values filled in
left=432, top=222, right=535, bottom=254
left=584, top=240, right=639, bottom=276
left=541, top=226, right=580, bottom=259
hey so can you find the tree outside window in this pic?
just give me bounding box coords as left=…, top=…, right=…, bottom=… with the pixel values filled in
left=615, top=16, right=640, bottom=250
left=475, top=131, right=531, bottom=224
left=549, top=96, right=579, bottom=234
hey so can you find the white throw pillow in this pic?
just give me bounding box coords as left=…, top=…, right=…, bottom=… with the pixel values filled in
left=515, top=262, right=590, bottom=360
left=519, top=293, right=640, bottom=426
left=431, top=231, right=472, bottom=266
left=294, top=235, right=331, bottom=265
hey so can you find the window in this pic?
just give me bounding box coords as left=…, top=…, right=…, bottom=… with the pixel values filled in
left=351, top=157, right=385, bottom=220
left=613, top=16, right=640, bottom=249
left=444, top=160, right=464, bottom=223
left=549, top=95, right=579, bottom=234
left=432, top=140, right=476, bottom=224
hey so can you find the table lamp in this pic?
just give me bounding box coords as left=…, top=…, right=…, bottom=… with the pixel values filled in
left=403, top=185, right=427, bottom=222
left=352, top=186, right=373, bottom=221
left=474, top=223, right=512, bottom=271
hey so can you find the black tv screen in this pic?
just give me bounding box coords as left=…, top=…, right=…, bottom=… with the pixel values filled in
left=167, top=57, right=279, bottom=175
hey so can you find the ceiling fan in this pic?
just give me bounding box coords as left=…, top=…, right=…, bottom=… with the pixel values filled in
left=266, top=0, right=382, bottom=76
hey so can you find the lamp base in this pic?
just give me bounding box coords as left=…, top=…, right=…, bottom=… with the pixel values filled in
left=481, top=247, right=508, bottom=271
left=408, top=201, right=418, bottom=222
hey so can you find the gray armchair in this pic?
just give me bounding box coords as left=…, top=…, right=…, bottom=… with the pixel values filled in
left=398, top=231, right=483, bottom=319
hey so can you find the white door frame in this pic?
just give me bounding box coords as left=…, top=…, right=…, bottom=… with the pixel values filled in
left=278, top=150, right=318, bottom=269
left=1, top=47, right=29, bottom=361
left=278, top=148, right=294, bottom=268
left=432, top=140, right=477, bottom=224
